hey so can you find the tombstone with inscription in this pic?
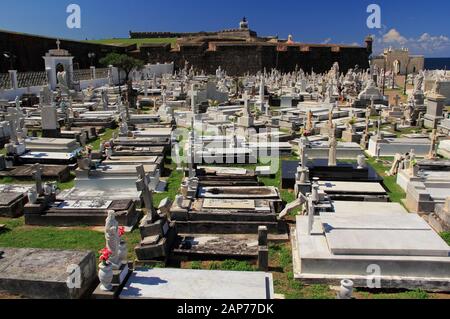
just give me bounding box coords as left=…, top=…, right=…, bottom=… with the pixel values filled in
left=41, top=103, right=61, bottom=138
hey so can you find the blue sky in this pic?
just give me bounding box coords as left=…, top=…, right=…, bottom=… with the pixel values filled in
left=1, top=0, right=450, bottom=56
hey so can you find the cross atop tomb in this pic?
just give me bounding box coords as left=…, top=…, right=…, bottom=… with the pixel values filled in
left=6, top=106, right=24, bottom=144
left=394, top=94, right=401, bottom=107
left=56, top=39, right=61, bottom=50
left=135, top=165, right=158, bottom=222
left=33, top=164, right=43, bottom=195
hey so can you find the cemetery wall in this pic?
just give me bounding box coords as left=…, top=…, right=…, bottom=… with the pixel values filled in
left=0, top=30, right=128, bottom=73
left=136, top=43, right=371, bottom=75
left=1, top=29, right=371, bottom=76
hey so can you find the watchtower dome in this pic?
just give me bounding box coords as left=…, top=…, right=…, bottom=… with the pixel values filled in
left=240, top=17, right=249, bottom=30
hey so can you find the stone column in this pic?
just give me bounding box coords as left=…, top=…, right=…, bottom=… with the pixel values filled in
left=257, top=226, right=269, bottom=272
left=45, top=67, right=56, bottom=90
left=90, top=66, right=96, bottom=80
left=8, top=70, right=18, bottom=90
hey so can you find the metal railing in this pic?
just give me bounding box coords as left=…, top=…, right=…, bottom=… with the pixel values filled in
left=17, top=71, right=48, bottom=88
left=73, top=69, right=93, bottom=81
left=96, top=68, right=109, bottom=79
left=0, top=73, right=11, bottom=89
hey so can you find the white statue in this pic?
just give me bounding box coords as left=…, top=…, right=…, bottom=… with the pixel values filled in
left=105, top=210, right=120, bottom=270
left=414, top=72, right=424, bottom=93
left=57, top=70, right=69, bottom=92
left=328, top=134, right=337, bottom=166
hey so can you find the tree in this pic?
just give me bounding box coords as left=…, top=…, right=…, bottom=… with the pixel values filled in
left=100, top=53, right=144, bottom=83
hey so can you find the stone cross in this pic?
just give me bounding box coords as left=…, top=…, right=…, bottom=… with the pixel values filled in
left=376, top=118, right=382, bottom=139
left=135, top=165, right=158, bottom=222
left=5, top=110, right=20, bottom=144
left=33, top=164, right=43, bottom=195
left=307, top=197, right=315, bottom=236
left=306, top=110, right=313, bottom=132
left=188, top=118, right=196, bottom=178
left=328, top=133, right=337, bottom=167
left=393, top=94, right=401, bottom=107
left=427, top=129, right=438, bottom=159
left=298, top=137, right=308, bottom=169
left=40, top=87, right=53, bottom=106
left=190, top=86, right=198, bottom=114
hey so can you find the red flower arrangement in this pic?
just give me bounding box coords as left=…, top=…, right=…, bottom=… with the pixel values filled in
left=99, top=248, right=112, bottom=265
left=118, top=226, right=125, bottom=237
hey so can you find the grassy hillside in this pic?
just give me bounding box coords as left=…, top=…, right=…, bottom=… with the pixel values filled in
left=86, top=38, right=177, bottom=48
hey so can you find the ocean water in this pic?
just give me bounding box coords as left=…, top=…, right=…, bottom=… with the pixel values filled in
left=425, top=58, right=450, bottom=70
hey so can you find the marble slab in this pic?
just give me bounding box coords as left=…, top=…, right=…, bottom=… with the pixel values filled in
left=120, top=268, right=273, bottom=299
left=202, top=198, right=256, bottom=210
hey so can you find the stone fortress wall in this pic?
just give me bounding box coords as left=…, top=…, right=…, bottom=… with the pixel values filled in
left=133, top=40, right=372, bottom=76
left=372, top=48, right=425, bottom=75
left=1, top=21, right=371, bottom=76
left=0, top=30, right=129, bottom=73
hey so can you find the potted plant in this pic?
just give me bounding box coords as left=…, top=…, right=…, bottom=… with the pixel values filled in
left=98, top=248, right=113, bottom=291
left=118, top=226, right=127, bottom=265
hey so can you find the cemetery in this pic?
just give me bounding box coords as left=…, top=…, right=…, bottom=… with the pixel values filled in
left=0, top=17, right=449, bottom=301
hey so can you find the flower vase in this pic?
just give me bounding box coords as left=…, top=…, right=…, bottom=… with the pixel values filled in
left=27, top=190, right=38, bottom=204
left=98, top=263, right=113, bottom=291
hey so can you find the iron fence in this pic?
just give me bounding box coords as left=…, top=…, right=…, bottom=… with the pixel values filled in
left=17, top=71, right=48, bottom=88
left=0, top=73, right=11, bottom=89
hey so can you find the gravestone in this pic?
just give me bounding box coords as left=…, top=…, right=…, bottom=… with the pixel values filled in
left=424, top=91, right=445, bottom=129
left=41, top=104, right=61, bottom=138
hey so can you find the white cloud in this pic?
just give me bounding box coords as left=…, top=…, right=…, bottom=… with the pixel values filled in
left=321, top=38, right=332, bottom=44
left=382, top=29, right=407, bottom=45
left=373, top=28, right=450, bottom=56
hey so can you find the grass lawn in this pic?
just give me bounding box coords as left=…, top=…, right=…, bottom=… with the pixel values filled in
left=441, top=232, right=450, bottom=245
left=89, top=128, right=118, bottom=151
left=86, top=38, right=177, bottom=48
left=366, top=155, right=406, bottom=204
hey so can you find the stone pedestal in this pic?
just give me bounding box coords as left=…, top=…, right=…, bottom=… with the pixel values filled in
left=424, top=94, right=445, bottom=129
left=92, top=263, right=133, bottom=299
left=342, top=129, right=361, bottom=144
left=134, top=214, right=177, bottom=263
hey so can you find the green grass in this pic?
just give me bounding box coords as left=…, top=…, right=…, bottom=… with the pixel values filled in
left=89, top=128, right=117, bottom=151
left=0, top=172, right=76, bottom=191
left=0, top=216, right=142, bottom=261
left=153, top=161, right=184, bottom=207
left=269, top=243, right=335, bottom=299
left=441, top=232, right=450, bottom=246
left=366, top=156, right=406, bottom=204
left=57, top=173, right=76, bottom=190
left=186, top=260, right=256, bottom=272
left=86, top=38, right=177, bottom=48
left=257, top=156, right=300, bottom=216
left=355, top=289, right=429, bottom=299
left=0, top=217, right=104, bottom=252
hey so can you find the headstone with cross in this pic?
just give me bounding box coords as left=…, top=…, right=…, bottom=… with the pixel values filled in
left=188, top=118, right=196, bottom=179
left=5, top=106, right=23, bottom=144
left=33, top=164, right=43, bottom=196
left=135, top=165, right=158, bottom=222
left=190, top=86, right=198, bottom=114
left=393, top=94, right=401, bottom=107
